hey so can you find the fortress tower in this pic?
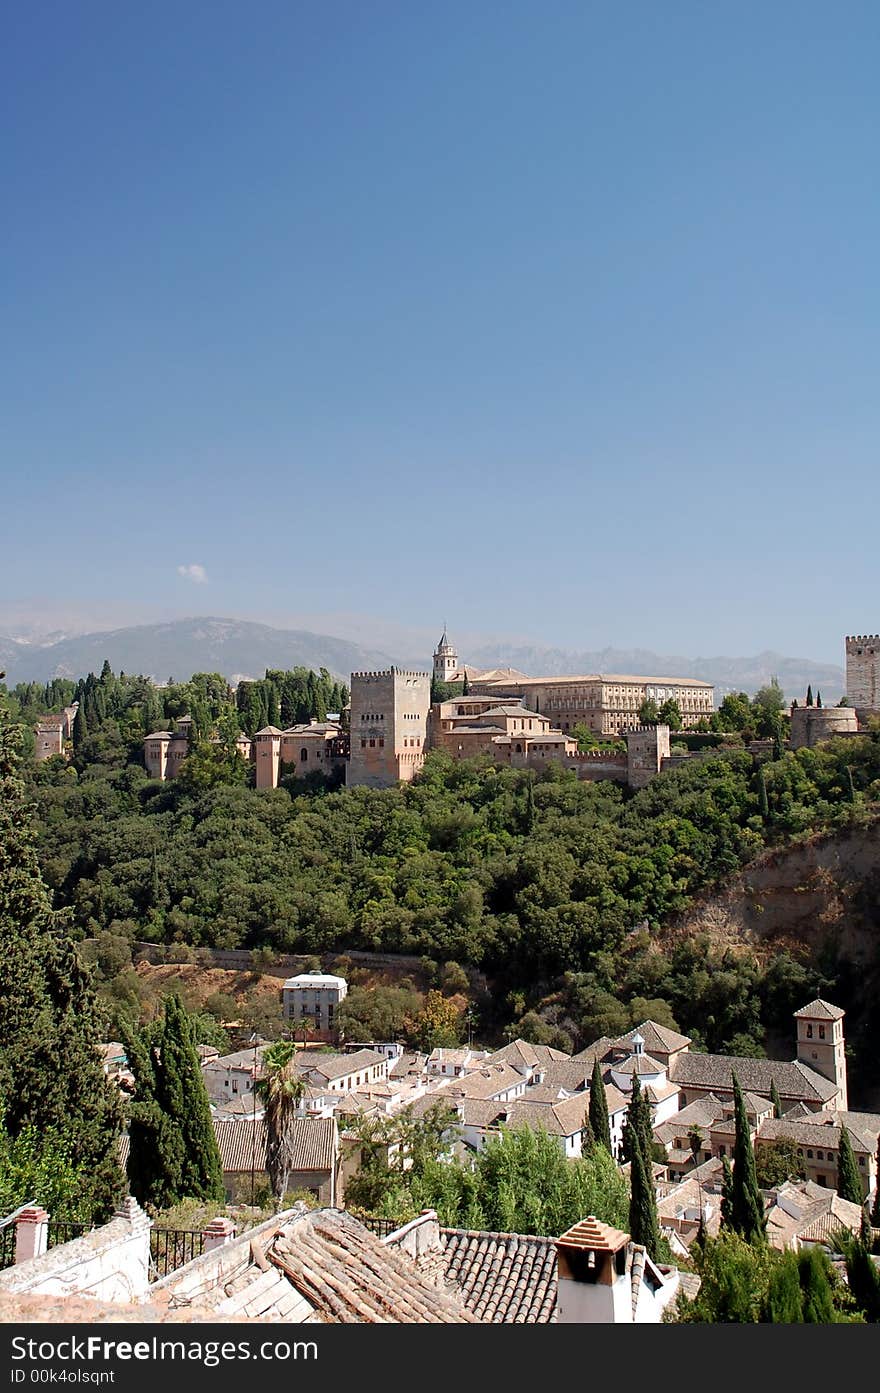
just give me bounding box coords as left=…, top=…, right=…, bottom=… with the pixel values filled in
left=794, top=999, right=847, bottom=1111
left=845, top=635, right=880, bottom=711
left=347, top=667, right=432, bottom=789
left=433, top=628, right=460, bottom=686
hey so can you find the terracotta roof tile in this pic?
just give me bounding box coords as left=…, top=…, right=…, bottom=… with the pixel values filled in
left=269, top=1209, right=474, bottom=1322
left=441, top=1229, right=558, bottom=1323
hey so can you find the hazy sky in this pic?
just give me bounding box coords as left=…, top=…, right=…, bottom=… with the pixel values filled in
left=3, top=3, right=878, bottom=664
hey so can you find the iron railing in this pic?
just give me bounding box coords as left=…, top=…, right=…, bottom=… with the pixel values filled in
left=149, top=1228, right=205, bottom=1279
left=357, top=1215, right=402, bottom=1238
left=0, top=1225, right=16, bottom=1271
left=47, top=1221, right=90, bottom=1249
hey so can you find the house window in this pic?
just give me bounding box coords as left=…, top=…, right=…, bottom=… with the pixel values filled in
left=859, top=1156, right=866, bottom=1167
left=819, top=1026, right=826, bottom=1040
left=816, top=1150, right=824, bottom=1161
left=300, top=748, right=308, bottom=761
left=807, top=1150, right=813, bottom=1159
left=807, top=1025, right=813, bottom=1039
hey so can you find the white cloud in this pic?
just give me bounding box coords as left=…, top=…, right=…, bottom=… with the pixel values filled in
left=177, top=563, right=208, bottom=585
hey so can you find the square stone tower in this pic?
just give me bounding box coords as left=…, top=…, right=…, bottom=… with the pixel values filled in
left=845, top=635, right=879, bottom=711
left=347, top=667, right=431, bottom=789
left=794, top=999, right=847, bottom=1111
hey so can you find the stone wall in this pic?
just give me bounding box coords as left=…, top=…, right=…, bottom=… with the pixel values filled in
left=790, top=704, right=858, bottom=750
left=0, top=1200, right=151, bottom=1305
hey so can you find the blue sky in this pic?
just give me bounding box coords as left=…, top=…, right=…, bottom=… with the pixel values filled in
left=2, top=2, right=878, bottom=664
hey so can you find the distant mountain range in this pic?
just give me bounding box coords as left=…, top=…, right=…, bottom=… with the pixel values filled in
left=465, top=642, right=845, bottom=703
left=0, top=616, right=844, bottom=702
left=0, top=618, right=397, bottom=688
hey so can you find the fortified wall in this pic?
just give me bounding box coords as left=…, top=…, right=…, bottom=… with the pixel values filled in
left=790, top=704, right=858, bottom=751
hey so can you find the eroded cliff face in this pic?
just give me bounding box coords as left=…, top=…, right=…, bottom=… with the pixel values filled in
left=672, top=819, right=880, bottom=1106
left=672, top=820, right=880, bottom=965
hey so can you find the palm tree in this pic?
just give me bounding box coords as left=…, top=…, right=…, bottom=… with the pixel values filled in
left=255, top=1040, right=307, bottom=1206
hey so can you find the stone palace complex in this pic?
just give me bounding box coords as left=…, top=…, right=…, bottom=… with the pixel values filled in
left=138, top=630, right=717, bottom=791
left=32, top=626, right=880, bottom=792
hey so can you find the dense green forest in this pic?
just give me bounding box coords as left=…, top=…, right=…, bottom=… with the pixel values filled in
left=10, top=657, right=880, bottom=1091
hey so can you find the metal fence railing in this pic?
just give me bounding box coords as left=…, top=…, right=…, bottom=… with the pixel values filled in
left=357, top=1215, right=402, bottom=1238
left=0, top=1225, right=16, bottom=1271
left=47, top=1221, right=90, bottom=1249
left=149, top=1228, right=205, bottom=1279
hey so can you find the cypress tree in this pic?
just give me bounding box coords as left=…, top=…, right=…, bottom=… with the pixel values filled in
left=621, top=1074, right=642, bottom=1164
left=72, top=703, right=88, bottom=749
left=120, top=1021, right=172, bottom=1207
left=0, top=702, right=122, bottom=1221
left=797, top=1247, right=836, bottom=1322
left=588, top=1058, right=612, bottom=1153
left=770, top=1079, right=782, bottom=1119
left=580, top=1112, right=596, bottom=1154
left=729, top=1073, right=766, bottom=1244
left=721, top=1156, right=735, bottom=1230
left=836, top=1124, right=863, bottom=1205
left=124, top=995, right=224, bottom=1208
left=816, top=691, right=822, bottom=708
left=628, top=1136, right=661, bottom=1262
left=160, top=995, right=224, bottom=1202
left=462, top=672, right=470, bottom=696
left=764, top=1251, right=804, bottom=1322
left=806, top=685, right=813, bottom=707
left=758, top=767, right=769, bottom=820
left=845, top=766, right=856, bottom=804
left=845, top=1231, right=880, bottom=1321
left=621, top=1073, right=654, bottom=1165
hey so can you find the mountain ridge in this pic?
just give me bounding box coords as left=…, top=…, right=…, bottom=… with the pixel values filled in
left=0, top=616, right=844, bottom=700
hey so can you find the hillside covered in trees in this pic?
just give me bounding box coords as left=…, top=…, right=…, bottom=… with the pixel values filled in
left=10, top=657, right=880, bottom=1098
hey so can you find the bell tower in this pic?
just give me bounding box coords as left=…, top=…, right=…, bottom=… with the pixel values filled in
left=433, top=626, right=459, bottom=685
left=794, top=999, right=847, bottom=1110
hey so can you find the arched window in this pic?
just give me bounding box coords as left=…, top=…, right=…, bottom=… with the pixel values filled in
left=300, top=748, right=308, bottom=762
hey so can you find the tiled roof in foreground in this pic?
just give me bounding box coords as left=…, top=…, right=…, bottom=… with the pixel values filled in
left=441, top=1228, right=558, bottom=1323
left=270, top=1209, right=474, bottom=1323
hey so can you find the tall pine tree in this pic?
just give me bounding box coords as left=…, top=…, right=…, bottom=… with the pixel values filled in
left=764, top=1251, right=804, bottom=1322
left=770, top=1078, right=782, bottom=1119
left=727, top=1073, right=766, bottom=1244
left=628, top=1136, right=661, bottom=1262
left=0, top=701, right=122, bottom=1221
left=588, top=1058, right=612, bottom=1153
left=72, top=703, right=88, bottom=749
left=836, top=1124, right=863, bottom=1205
left=123, top=995, right=224, bottom=1209
left=621, top=1074, right=654, bottom=1164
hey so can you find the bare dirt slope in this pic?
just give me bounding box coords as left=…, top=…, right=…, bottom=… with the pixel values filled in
left=670, top=820, right=880, bottom=967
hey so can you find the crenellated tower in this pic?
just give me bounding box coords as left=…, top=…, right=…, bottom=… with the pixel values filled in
left=845, top=634, right=880, bottom=711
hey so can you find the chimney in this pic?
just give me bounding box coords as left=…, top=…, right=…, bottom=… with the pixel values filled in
left=554, top=1216, right=633, bottom=1323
